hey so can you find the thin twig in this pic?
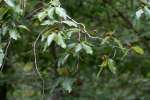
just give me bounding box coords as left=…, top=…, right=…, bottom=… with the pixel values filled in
left=67, top=15, right=103, bottom=40
left=84, top=31, right=103, bottom=40
left=33, top=27, right=48, bottom=100
left=0, top=38, right=11, bottom=72
left=76, top=55, right=80, bottom=71
left=96, top=66, right=104, bottom=78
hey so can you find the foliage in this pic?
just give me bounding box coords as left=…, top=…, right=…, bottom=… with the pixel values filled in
left=0, top=0, right=150, bottom=100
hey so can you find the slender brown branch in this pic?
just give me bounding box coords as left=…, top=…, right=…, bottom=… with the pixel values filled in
left=33, top=27, right=48, bottom=100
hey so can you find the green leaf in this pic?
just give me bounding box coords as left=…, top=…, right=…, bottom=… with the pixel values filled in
left=18, top=25, right=30, bottom=31
left=55, top=7, right=67, bottom=19
left=50, top=0, right=61, bottom=6
left=136, top=9, right=144, bottom=19
left=9, top=29, right=20, bottom=40
left=131, top=46, right=144, bottom=55
left=4, top=0, right=15, bottom=7
left=62, top=54, right=70, bottom=65
left=68, top=43, right=76, bottom=49
left=62, top=20, right=77, bottom=27
left=61, top=78, right=74, bottom=93
left=108, top=59, right=117, bottom=74
left=55, top=33, right=66, bottom=48
left=58, top=54, right=70, bottom=67
left=82, top=43, right=93, bottom=55
left=14, top=5, right=23, bottom=14
left=48, top=7, right=55, bottom=19
left=113, top=38, right=125, bottom=52
left=66, top=28, right=80, bottom=39
left=37, top=11, right=47, bottom=21
left=47, top=33, right=56, bottom=46
left=75, top=43, right=82, bottom=53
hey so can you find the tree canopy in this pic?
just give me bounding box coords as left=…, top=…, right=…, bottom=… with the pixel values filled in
left=0, top=0, right=150, bottom=100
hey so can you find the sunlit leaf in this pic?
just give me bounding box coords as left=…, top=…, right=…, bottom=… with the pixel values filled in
left=37, top=11, right=47, bottom=21
left=108, top=59, right=117, bottom=74
left=4, top=0, right=15, bottom=7
left=131, top=46, right=144, bottom=55
left=14, top=5, right=23, bottom=14
left=9, top=29, right=20, bottom=40
left=47, top=33, right=56, bottom=46
left=82, top=43, right=93, bottom=55
left=68, top=43, right=76, bottom=49
left=55, top=7, right=67, bottom=19
left=75, top=43, right=82, bottom=53
left=55, top=33, right=66, bottom=48
left=58, top=54, right=70, bottom=67
left=18, top=25, right=30, bottom=31
left=136, top=9, right=144, bottom=19
left=48, top=7, right=55, bottom=19
left=50, top=0, right=61, bottom=6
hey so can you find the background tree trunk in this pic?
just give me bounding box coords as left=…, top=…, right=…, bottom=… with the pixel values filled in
left=0, top=83, right=7, bottom=100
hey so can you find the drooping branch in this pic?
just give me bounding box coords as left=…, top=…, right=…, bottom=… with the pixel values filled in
left=33, top=27, right=49, bottom=100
